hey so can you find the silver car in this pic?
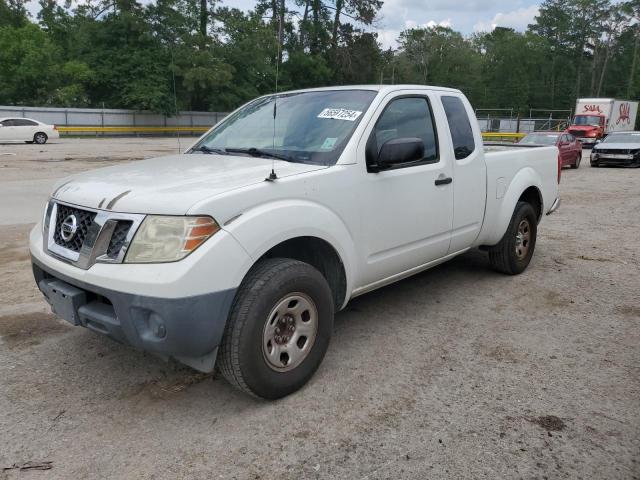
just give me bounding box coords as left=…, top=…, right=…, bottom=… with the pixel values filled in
left=590, top=131, right=640, bottom=167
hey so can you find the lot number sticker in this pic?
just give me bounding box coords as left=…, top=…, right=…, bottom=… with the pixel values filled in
left=317, top=108, right=363, bottom=121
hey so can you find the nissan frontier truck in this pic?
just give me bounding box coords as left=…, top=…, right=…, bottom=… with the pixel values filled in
left=30, top=85, right=560, bottom=399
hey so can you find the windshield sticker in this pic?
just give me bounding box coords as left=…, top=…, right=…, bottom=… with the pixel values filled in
left=321, top=137, right=338, bottom=150
left=317, top=108, right=363, bottom=121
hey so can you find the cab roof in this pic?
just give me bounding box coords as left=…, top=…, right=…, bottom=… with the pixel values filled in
left=270, top=84, right=463, bottom=96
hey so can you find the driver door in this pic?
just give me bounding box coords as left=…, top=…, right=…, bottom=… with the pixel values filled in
left=357, top=93, right=454, bottom=287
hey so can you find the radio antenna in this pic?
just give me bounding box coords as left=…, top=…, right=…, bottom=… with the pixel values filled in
left=171, top=49, right=181, bottom=153
left=267, top=13, right=282, bottom=182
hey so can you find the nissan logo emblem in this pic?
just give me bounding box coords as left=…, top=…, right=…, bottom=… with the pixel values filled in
left=60, top=214, right=78, bottom=242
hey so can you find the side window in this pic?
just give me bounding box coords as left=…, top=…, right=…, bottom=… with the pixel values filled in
left=372, top=97, right=438, bottom=165
left=14, top=119, right=37, bottom=126
left=441, top=96, right=475, bottom=160
left=1, top=119, right=15, bottom=126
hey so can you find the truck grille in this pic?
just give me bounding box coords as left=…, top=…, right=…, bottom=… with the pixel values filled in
left=106, top=220, right=133, bottom=258
left=596, top=149, right=637, bottom=155
left=45, top=201, right=144, bottom=269
left=568, top=130, right=586, bottom=138
left=53, top=204, right=97, bottom=252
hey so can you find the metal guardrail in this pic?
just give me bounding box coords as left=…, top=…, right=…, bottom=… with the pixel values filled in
left=0, top=105, right=226, bottom=135
left=57, top=126, right=210, bottom=134
left=481, top=132, right=526, bottom=142
left=57, top=127, right=526, bottom=141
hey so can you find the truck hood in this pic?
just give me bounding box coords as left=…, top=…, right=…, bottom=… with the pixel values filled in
left=52, top=154, right=327, bottom=214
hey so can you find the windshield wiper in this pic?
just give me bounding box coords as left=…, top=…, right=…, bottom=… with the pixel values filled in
left=193, top=145, right=229, bottom=155
left=225, top=147, right=294, bottom=162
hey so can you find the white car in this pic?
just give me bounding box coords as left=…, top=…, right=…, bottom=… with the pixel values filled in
left=0, top=117, right=59, bottom=144
left=30, top=85, right=560, bottom=399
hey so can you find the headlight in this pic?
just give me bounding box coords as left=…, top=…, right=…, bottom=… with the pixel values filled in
left=125, top=215, right=220, bottom=263
left=42, top=199, right=51, bottom=233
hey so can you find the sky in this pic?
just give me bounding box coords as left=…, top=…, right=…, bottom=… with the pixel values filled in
left=26, top=0, right=544, bottom=49
left=375, top=0, right=541, bottom=48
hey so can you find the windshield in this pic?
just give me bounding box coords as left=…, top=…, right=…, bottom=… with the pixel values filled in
left=602, top=133, right=640, bottom=144
left=519, top=133, right=559, bottom=145
left=573, top=115, right=602, bottom=126
left=190, top=89, right=377, bottom=165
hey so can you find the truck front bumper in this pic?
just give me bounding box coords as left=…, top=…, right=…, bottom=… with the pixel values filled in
left=32, top=258, right=236, bottom=372
left=577, top=137, right=597, bottom=146
left=29, top=222, right=252, bottom=372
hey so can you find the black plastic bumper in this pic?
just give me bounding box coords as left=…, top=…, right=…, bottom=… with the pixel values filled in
left=32, top=257, right=236, bottom=372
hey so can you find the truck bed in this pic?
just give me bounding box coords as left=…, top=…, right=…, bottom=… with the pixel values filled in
left=474, top=143, right=559, bottom=247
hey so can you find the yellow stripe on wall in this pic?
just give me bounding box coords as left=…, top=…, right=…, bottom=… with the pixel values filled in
left=57, top=126, right=210, bottom=133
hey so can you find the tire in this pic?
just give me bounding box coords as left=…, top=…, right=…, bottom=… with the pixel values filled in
left=218, top=258, right=334, bottom=399
left=488, top=201, right=537, bottom=275
left=571, top=152, right=581, bottom=169
left=33, top=132, right=48, bottom=144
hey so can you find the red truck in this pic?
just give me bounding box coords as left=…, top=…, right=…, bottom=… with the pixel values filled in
left=568, top=98, right=639, bottom=147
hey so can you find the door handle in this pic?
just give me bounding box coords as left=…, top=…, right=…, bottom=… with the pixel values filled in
left=435, top=176, right=452, bottom=186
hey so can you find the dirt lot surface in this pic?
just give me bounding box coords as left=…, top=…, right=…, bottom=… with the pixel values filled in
left=0, top=138, right=191, bottom=225
left=0, top=139, right=638, bottom=479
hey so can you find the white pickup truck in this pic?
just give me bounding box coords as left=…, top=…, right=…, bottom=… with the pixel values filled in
left=30, top=85, right=560, bottom=399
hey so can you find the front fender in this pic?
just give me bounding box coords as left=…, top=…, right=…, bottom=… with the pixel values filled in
left=222, top=199, right=357, bottom=306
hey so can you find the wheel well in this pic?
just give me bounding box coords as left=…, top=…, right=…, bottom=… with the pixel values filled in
left=518, top=186, right=542, bottom=222
left=259, top=237, right=347, bottom=309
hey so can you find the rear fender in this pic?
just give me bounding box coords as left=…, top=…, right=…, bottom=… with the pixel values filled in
left=482, top=167, right=544, bottom=246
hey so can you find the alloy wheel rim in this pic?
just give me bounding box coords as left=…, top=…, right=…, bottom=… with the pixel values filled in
left=515, top=219, right=531, bottom=259
left=262, top=293, right=318, bottom=372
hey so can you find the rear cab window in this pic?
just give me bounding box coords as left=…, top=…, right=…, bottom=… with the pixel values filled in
left=441, top=96, right=475, bottom=160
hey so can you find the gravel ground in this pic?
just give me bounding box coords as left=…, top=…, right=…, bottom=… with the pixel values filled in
left=0, top=139, right=638, bottom=479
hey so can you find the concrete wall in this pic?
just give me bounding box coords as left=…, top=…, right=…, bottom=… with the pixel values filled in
left=0, top=105, right=228, bottom=128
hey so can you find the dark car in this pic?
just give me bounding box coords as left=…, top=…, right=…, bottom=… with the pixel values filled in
left=519, top=131, right=582, bottom=169
left=590, top=132, right=640, bottom=167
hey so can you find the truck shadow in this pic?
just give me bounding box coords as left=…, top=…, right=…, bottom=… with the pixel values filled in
left=10, top=248, right=497, bottom=419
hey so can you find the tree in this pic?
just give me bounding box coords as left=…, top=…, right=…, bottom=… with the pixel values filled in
left=623, top=0, right=640, bottom=97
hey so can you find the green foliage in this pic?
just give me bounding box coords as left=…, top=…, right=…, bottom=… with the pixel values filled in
left=0, top=0, right=637, bottom=115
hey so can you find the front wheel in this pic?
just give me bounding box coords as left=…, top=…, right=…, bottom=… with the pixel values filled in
left=488, top=201, right=538, bottom=275
left=218, top=258, right=334, bottom=399
left=33, top=132, right=48, bottom=144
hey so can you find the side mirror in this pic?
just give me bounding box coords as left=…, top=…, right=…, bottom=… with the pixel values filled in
left=376, top=137, right=424, bottom=169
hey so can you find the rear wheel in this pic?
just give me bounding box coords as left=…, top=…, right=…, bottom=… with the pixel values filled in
left=571, top=152, right=581, bottom=169
left=488, top=201, right=537, bottom=275
left=218, top=258, right=334, bottom=399
left=33, top=132, right=48, bottom=144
